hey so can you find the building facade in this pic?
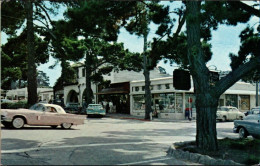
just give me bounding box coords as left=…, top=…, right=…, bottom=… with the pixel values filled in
left=63, top=65, right=259, bottom=119
left=6, top=87, right=53, bottom=102
left=130, top=77, right=257, bottom=119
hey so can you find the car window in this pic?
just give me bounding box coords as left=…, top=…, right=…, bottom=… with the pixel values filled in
left=252, top=109, right=260, bottom=114
left=29, top=104, right=45, bottom=112
left=219, top=107, right=229, bottom=111
left=46, top=107, right=57, bottom=113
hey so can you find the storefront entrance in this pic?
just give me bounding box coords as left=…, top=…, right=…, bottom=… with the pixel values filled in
left=97, top=82, right=130, bottom=114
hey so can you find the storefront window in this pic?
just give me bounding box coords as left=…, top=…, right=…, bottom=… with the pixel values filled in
left=133, top=95, right=145, bottom=110
left=142, top=86, right=145, bottom=91
left=153, top=93, right=175, bottom=113
left=225, top=94, right=238, bottom=108
left=176, top=93, right=183, bottom=113
left=239, top=95, right=250, bottom=111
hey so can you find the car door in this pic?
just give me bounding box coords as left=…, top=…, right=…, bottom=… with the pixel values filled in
left=27, top=103, right=46, bottom=125
left=227, top=108, right=234, bottom=120
left=232, top=108, right=240, bottom=119
left=40, top=106, right=61, bottom=125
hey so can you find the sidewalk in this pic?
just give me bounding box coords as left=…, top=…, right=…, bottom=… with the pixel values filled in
left=106, top=113, right=195, bottom=123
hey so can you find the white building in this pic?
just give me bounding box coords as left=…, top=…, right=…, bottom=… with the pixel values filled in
left=6, top=87, right=53, bottom=102
left=63, top=65, right=259, bottom=119
left=63, top=65, right=170, bottom=108
left=130, top=77, right=257, bottom=119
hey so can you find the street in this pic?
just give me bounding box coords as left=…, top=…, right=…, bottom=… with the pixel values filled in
left=1, top=116, right=238, bottom=165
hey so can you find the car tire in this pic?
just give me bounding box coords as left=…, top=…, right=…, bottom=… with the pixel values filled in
left=239, top=127, right=248, bottom=139
left=2, top=122, right=12, bottom=128
left=51, top=125, right=58, bottom=129
left=61, top=123, right=72, bottom=129
left=12, top=117, right=25, bottom=129
left=223, top=116, right=227, bottom=122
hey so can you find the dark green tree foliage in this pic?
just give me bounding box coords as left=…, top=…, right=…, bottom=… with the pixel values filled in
left=124, top=1, right=172, bottom=119
left=230, top=26, right=260, bottom=83
left=149, top=1, right=259, bottom=151
left=1, top=1, right=26, bottom=36
left=49, top=0, right=140, bottom=106
left=37, top=71, right=50, bottom=87
left=184, top=1, right=260, bottom=151
left=1, top=1, right=63, bottom=105
left=1, top=31, right=49, bottom=90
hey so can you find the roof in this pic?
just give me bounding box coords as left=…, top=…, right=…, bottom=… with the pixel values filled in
left=41, top=103, right=66, bottom=114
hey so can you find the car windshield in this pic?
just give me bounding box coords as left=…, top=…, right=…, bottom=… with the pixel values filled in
left=29, top=103, right=45, bottom=111
left=88, top=105, right=103, bottom=109
left=251, top=108, right=260, bottom=114
left=219, top=107, right=229, bottom=111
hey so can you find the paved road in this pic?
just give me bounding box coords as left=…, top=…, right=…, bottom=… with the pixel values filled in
left=1, top=116, right=238, bottom=165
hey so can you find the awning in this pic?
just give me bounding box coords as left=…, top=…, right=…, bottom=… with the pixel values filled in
left=96, top=88, right=129, bottom=95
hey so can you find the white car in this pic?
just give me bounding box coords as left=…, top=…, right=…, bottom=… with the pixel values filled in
left=216, top=106, right=245, bottom=121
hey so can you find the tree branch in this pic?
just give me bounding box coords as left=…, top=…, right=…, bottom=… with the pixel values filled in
left=233, top=1, right=260, bottom=17
left=35, top=2, right=54, bottom=25
left=212, top=56, right=260, bottom=97
left=171, top=10, right=186, bottom=42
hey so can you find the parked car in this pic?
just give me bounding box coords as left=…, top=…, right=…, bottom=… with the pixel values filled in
left=233, top=114, right=260, bottom=139
left=64, top=103, right=81, bottom=114
left=216, top=106, right=244, bottom=121
left=244, top=107, right=260, bottom=116
left=1, top=103, right=86, bottom=129
left=86, top=104, right=106, bottom=116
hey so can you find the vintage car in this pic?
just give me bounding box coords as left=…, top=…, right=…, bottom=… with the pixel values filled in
left=216, top=106, right=245, bottom=121
left=64, top=103, right=81, bottom=114
left=86, top=104, right=106, bottom=116
left=233, top=114, right=260, bottom=139
left=1, top=103, right=86, bottom=129
left=244, top=107, right=260, bottom=116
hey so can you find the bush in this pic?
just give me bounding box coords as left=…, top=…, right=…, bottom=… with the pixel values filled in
left=1, top=101, right=29, bottom=109
left=245, top=155, right=260, bottom=165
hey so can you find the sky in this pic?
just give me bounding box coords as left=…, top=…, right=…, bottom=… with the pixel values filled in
left=2, top=1, right=259, bottom=87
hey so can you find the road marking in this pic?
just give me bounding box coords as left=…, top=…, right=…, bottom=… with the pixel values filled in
left=2, top=141, right=173, bottom=154
left=117, top=157, right=173, bottom=165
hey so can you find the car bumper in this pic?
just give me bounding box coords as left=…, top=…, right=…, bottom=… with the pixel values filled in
left=233, top=127, right=238, bottom=133
left=1, top=116, right=12, bottom=122
left=87, top=112, right=106, bottom=115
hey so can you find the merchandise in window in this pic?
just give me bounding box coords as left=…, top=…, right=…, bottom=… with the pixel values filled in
left=133, top=95, right=145, bottom=110
left=225, top=94, right=238, bottom=108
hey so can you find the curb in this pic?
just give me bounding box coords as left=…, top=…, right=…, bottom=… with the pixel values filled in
left=167, top=142, right=242, bottom=165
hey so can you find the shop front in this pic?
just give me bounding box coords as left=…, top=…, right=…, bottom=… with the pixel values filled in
left=130, top=77, right=256, bottom=120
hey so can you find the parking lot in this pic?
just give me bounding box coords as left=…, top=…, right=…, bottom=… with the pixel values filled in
left=1, top=116, right=238, bottom=165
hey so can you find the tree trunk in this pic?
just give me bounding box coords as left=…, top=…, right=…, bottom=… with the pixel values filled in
left=186, top=1, right=218, bottom=151
left=143, top=32, right=152, bottom=120
left=195, top=94, right=218, bottom=151
left=26, top=0, right=38, bottom=106
left=85, top=52, right=93, bottom=107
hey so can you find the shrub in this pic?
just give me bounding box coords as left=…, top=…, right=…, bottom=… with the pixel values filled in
left=1, top=101, right=29, bottom=109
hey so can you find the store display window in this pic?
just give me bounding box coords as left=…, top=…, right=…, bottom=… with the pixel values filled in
left=225, top=94, right=238, bottom=108
left=239, top=95, right=250, bottom=111
left=133, top=95, right=145, bottom=110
